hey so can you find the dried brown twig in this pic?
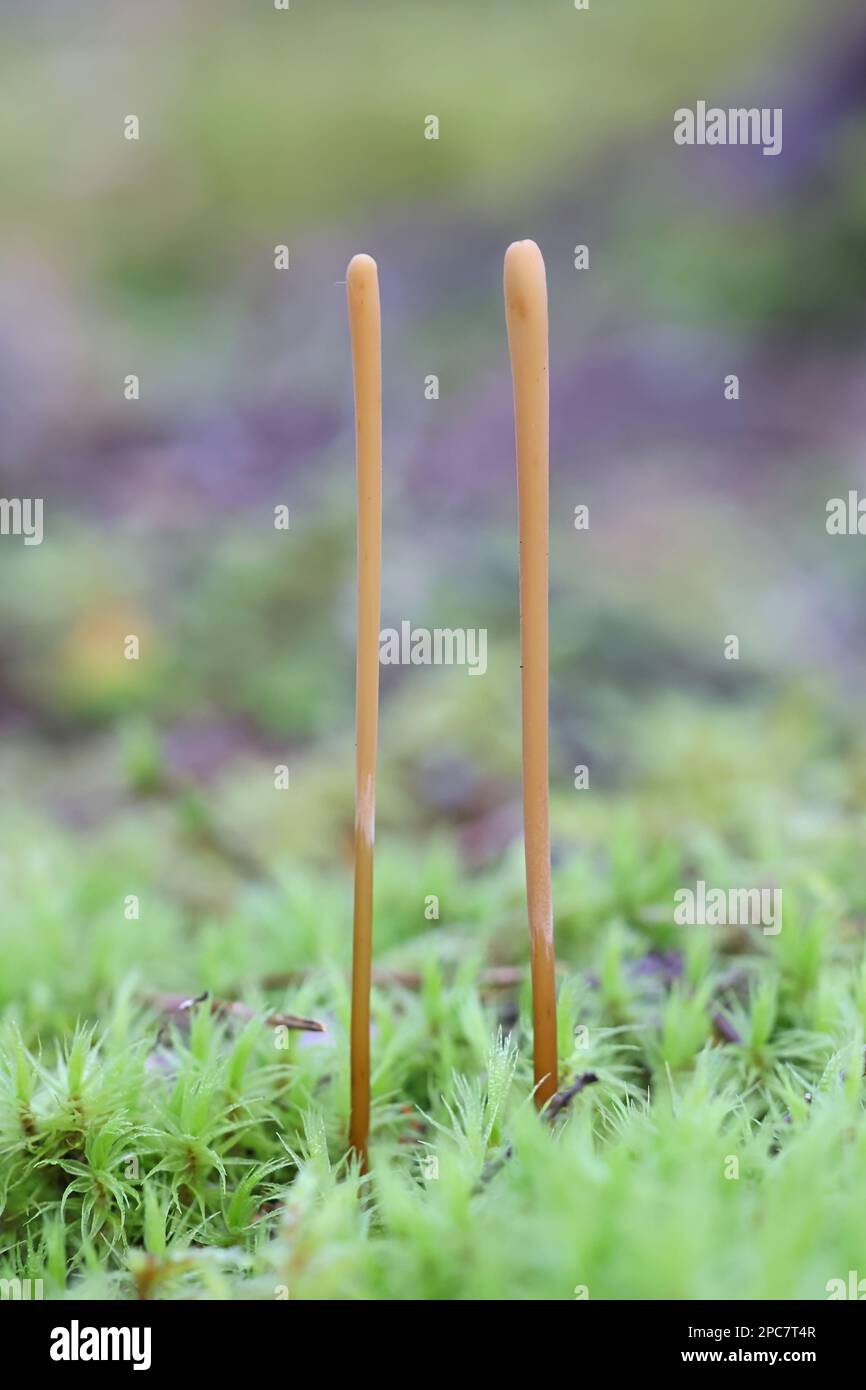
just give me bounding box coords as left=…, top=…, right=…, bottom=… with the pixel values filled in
left=255, top=964, right=542, bottom=994
left=141, top=990, right=325, bottom=1034
left=545, top=1071, right=599, bottom=1123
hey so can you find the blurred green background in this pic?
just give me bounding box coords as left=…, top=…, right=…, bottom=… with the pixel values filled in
left=2, top=0, right=866, bottom=1009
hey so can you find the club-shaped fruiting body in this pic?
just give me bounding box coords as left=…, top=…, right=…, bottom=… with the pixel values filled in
left=504, top=240, right=558, bottom=1108
left=346, top=253, right=382, bottom=1168
left=344, top=243, right=557, bottom=1159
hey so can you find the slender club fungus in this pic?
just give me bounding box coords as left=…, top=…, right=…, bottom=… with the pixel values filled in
left=346, top=253, right=382, bottom=1167
left=504, top=239, right=558, bottom=1108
